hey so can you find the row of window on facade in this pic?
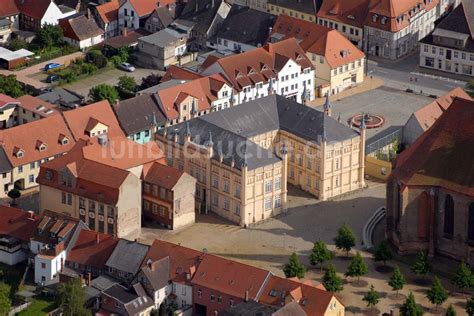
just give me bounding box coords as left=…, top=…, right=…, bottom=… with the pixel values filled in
left=424, top=45, right=474, bottom=61
left=442, top=195, right=474, bottom=241
left=143, top=200, right=172, bottom=219
left=197, top=289, right=235, bottom=307
left=143, top=182, right=173, bottom=201
left=318, top=19, right=360, bottom=37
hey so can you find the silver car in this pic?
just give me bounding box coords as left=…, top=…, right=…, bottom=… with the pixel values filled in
left=119, top=62, right=136, bottom=72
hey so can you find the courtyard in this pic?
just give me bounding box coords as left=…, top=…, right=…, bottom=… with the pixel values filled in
left=140, top=181, right=469, bottom=315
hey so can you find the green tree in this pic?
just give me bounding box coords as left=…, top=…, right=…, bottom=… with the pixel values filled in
left=452, top=261, right=473, bottom=294
left=466, top=80, right=474, bottom=98
left=322, top=264, right=343, bottom=293
left=445, top=304, right=456, bottom=316
left=116, top=75, right=137, bottom=97
left=36, top=24, right=64, bottom=50
left=0, top=75, right=24, bottom=98
left=57, top=278, right=89, bottom=316
left=426, top=277, right=448, bottom=309
left=400, top=292, right=424, bottom=316
left=411, top=251, right=432, bottom=280
left=7, top=38, right=28, bottom=51
left=362, top=285, right=380, bottom=311
left=7, top=188, right=21, bottom=205
left=334, top=224, right=356, bottom=256
left=283, top=252, right=305, bottom=279
left=373, top=240, right=393, bottom=266
left=388, top=266, right=406, bottom=297
left=309, top=240, right=332, bottom=272
left=89, top=84, right=119, bottom=104
left=467, top=297, right=474, bottom=316
left=345, top=252, right=368, bottom=281
left=0, top=283, right=11, bottom=316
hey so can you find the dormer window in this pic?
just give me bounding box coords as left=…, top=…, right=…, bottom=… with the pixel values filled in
left=381, top=17, right=387, bottom=25
left=13, top=147, right=24, bottom=158
left=372, top=14, right=378, bottom=22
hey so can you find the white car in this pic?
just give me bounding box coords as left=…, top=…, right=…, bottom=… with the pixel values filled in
left=119, top=62, right=136, bottom=72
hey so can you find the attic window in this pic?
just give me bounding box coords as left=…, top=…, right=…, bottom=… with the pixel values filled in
left=347, top=15, right=355, bottom=20
left=381, top=17, right=387, bottom=25
left=37, top=142, right=47, bottom=152
left=372, top=14, right=378, bottom=22
left=269, top=289, right=278, bottom=297
left=14, top=148, right=24, bottom=158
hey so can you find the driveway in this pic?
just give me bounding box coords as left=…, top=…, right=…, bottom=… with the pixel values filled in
left=63, top=67, right=164, bottom=97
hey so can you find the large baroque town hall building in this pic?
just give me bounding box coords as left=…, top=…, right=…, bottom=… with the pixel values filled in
left=387, top=97, right=474, bottom=264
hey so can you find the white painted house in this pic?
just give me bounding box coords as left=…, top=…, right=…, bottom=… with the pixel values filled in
left=16, top=0, right=76, bottom=32
left=201, top=38, right=315, bottom=104
left=59, top=14, right=104, bottom=50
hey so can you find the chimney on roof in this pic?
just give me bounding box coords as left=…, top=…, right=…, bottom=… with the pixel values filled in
left=195, top=0, right=198, bottom=12
left=212, top=0, right=215, bottom=8
left=122, top=27, right=128, bottom=37
left=244, top=289, right=249, bottom=302
left=87, top=8, right=92, bottom=19
left=88, top=272, right=92, bottom=286
left=96, top=233, right=100, bottom=244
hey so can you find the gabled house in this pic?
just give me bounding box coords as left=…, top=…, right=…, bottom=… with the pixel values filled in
left=201, top=38, right=315, bottom=104
left=143, top=74, right=233, bottom=124
left=144, top=6, right=174, bottom=33
left=112, top=94, right=166, bottom=144
left=66, top=229, right=119, bottom=277
left=93, top=0, right=120, bottom=39
left=31, top=210, right=87, bottom=286
left=0, top=205, right=38, bottom=265
left=15, top=0, right=76, bottom=32
left=105, top=239, right=149, bottom=284
left=267, top=0, right=321, bottom=23
left=213, top=5, right=276, bottom=53
left=420, top=0, right=474, bottom=77
left=59, top=13, right=104, bottom=49
left=100, top=283, right=154, bottom=315
left=0, top=0, right=20, bottom=43
left=119, top=0, right=176, bottom=31
left=175, top=0, right=231, bottom=51
left=269, top=15, right=366, bottom=95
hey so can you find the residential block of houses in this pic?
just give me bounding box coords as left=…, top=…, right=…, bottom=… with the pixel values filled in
left=420, top=0, right=474, bottom=77
left=59, top=13, right=104, bottom=49
left=201, top=38, right=315, bottom=104
left=15, top=0, right=76, bottom=32
left=93, top=0, right=120, bottom=39
left=157, top=94, right=365, bottom=226
left=119, top=0, right=175, bottom=31
left=269, top=15, right=366, bottom=96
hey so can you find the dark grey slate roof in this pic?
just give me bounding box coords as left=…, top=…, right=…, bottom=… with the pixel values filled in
left=113, top=94, right=166, bottom=136
left=162, top=117, right=281, bottom=170
left=217, top=5, right=276, bottom=47
left=0, top=146, right=13, bottom=173
left=179, top=0, right=224, bottom=33
left=267, top=0, right=321, bottom=14
left=105, top=240, right=149, bottom=275
left=159, top=95, right=359, bottom=170
left=437, top=1, right=473, bottom=36
left=153, top=7, right=174, bottom=28
left=37, top=88, right=83, bottom=108
left=141, top=256, right=170, bottom=291
left=202, top=94, right=359, bottom=144
left=273, top=301, right=307, bottom=316
left=91, top=275, right=118, bottom=292
left=103, top=284, right=138, bottom=303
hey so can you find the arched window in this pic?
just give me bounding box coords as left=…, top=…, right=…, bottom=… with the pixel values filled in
left=443, top=195, right=454, bottom=237
left=468, top=203, right=474, bottom=241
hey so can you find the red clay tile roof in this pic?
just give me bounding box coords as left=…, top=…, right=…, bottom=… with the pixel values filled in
left=317, top=0, right=370, bottom=28
left=412, top=87, right=472, bottom=132
left=203, top=38, right=313, bottom=91
left=0, top=114, right=75, bottom=168
left=162, top=65, right=202, bottom=82
left=62, top=100, right=125, bottom=141
left=155, top=74, right=229, bottom=120
left=191, top=254, right=270, bottom=300
left=142, top=240, right=202, bottom=284
left=0, top=94, right=19, bottom=108
left=15, top=0, right=52, bottom=19
left=366, top=0, right=439, bottom=32
left=270, top=15, right=365, bottom=68
left=95, top=0, right=119, bottom=23
left=67, top=229, right=119, bottom=269
left=0, top=0, right=19, bottom=18
left=142, top=161, right=184, bottom=189
left=260, top=275, right=337, bottom=316
left=17, top=95, right=60, bottom=118
left=0, top=205, right=38, bottom=241
left=125, top=0, right=175, bottom=17
left=393, top=97, right=474, bottom=196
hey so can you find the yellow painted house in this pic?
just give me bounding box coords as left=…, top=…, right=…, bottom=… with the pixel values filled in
left=269, top=15, right=365, bottom=96
left=267, top=0, right=319, bottom=23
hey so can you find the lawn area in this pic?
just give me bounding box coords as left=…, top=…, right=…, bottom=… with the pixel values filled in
left=0, top=262, right=26, bottom=297
left=17, top=297, right=57, bottom=316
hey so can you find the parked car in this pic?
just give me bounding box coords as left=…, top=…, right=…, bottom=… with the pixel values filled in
left=119, top=62, right=135, bottom=72
left=46, top=74, right=60, bottom=83
left=44, top=63, right=64, bottom=72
